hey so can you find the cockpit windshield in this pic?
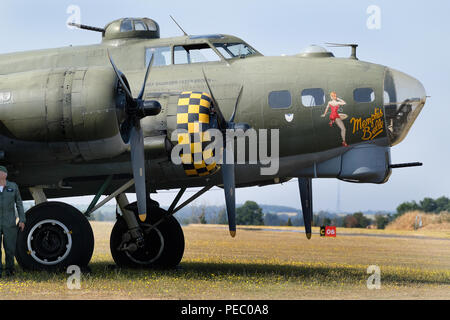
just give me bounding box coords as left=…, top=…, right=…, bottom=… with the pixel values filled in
left=214, top=43, right=257, bottom=59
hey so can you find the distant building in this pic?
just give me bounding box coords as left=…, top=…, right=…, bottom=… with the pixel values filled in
left=276, top=212, right=298, bottom=217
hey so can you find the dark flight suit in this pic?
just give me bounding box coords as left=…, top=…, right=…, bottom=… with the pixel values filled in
left=0, top=181, right=25, bottom=274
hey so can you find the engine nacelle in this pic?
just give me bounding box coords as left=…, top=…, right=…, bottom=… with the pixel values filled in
left=174, top=91, right=220, bottom=177
left=0, top=67, right=127, bottom=160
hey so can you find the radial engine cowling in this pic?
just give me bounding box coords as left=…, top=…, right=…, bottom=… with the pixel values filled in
left=0, top=67, right=127, bottom=160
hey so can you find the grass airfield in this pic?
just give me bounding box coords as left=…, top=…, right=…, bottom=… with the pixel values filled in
left=0, top=222, right=449, bottom=300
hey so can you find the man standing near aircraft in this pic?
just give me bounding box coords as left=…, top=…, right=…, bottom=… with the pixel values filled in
left=0, top=166, right=25, bottom=277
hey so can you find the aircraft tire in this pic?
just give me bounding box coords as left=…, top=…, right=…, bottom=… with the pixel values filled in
left=15, top=202, right=94, bottom=271
left=110, top=207, right=185, bottom=269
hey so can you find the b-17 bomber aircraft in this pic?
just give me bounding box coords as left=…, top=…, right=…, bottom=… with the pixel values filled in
left=0, top=17, right=426, bottom=271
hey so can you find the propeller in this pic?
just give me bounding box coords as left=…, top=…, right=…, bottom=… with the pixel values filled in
left=298, top=178, right=313, bottom=239
left=202, top=70, right=249, bottom=237
left=107, top=50, right=162, bottom=223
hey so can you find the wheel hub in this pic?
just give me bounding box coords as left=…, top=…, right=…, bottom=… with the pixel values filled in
left=27, top=220, right=72, bottom=265
left=124, top=226, right=164, bottom=265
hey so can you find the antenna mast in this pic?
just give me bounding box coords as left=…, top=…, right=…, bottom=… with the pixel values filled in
left=170, top=15, right=188, bottom=36
left=325, top=43, right=359, bottom=60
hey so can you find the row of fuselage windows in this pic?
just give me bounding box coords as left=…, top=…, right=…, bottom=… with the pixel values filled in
left=268, top=88, right=376, bottom=109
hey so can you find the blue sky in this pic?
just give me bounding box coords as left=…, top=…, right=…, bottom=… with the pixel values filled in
left=0, top=0, right=448, bottom=212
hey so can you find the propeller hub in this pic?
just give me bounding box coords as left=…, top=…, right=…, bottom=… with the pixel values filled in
left=137, top=100, right=162, bottom=118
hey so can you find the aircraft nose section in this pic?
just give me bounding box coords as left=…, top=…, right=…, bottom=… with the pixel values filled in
left=383, top=68, right=427, bottom=146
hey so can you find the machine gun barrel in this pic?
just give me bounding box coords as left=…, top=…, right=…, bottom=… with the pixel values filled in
left=389, top=162, right=423, bottom=169
left=68, top=22, right=105, bottom=33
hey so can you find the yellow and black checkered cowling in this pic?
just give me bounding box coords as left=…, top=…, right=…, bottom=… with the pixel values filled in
left=176, top=91, right=220, bottom=177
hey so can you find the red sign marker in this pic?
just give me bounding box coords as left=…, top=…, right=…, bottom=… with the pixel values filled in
left=325, top=226, right=336, bottom=237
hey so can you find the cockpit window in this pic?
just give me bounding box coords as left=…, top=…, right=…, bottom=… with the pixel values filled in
left=174, top=44, right=221, bottom=64
left=214, top=43, right=256, bottom=59
left=120, top=19, right=133, bottom=32
left=146, top=47, right=171, bottom=67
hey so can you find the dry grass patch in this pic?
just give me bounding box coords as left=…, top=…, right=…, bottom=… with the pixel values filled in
left=0, top=222, right=449, bottom=300
left=387, top=211, right=450, bottom=231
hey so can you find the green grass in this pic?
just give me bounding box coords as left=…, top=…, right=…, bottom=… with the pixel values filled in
left=0, top=222, right=449, bottom=299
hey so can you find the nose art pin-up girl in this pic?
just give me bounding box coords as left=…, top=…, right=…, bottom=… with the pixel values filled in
left=321, top=92, right=349, bottom=147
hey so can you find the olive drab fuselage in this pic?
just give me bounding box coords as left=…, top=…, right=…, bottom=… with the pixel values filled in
left=0, top=30, right=426, bottom=200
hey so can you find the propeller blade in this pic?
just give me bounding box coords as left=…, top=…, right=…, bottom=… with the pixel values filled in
left=298, top=178, right=313, bottom=239
left=202, top=69, right=244, bottom=238
left=138, top=53, right=154, bottom=101
left=229, top=85, right=243, bottom=124
left=130, top=124, right=147, bottom=222
left=107, top=50, right=134, bottom=100
left=222, top=146, right=236, bottom=237
left=201, top=69, right=227, bottom=130
left=120, top=118, right=133, bottom=144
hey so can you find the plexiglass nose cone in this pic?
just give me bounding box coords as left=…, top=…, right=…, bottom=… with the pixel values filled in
left=384, top=68, right=426, bottom=146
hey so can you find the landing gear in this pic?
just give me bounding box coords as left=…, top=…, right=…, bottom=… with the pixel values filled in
left=16, top=202, right=94, bottom=271
left=16, top=179, right=188, bottom=272
left=110, top=204, right=184, bottom=268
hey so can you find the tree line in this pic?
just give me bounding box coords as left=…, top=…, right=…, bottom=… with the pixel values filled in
left=184, top=196, right=449, bottom=230
left=395, top=196, right=449, bottom=217
left=72, top=195, right=449, bottom=230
